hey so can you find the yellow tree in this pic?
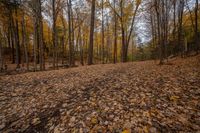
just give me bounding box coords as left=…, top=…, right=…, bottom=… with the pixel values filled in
left=107, top=0, right=141, bottom=62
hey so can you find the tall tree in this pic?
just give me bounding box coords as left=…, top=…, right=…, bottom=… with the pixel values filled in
left=177, top=0, right=185, bottom=56
left=88, top=0, right=96, bottom=65
left=52, top=0, right=57, bottom=69
left=108, top=0, right=141, bottom=62
left=0, top=28, right=3, bottom=71
left=60, top=11, right=66, bottom=65
left=14, top=1, right=21, bottom=69
left=113, top=0, right=118, bottom=63
left=195, top=0, right=199, bottom=53
left=67, top=0, right=75, bottom=66
left=38, top=0, right=45, bottom=70
left=21, top=10, right=29, bottom=71
left=101, top=0, right=105, bottom=64
left=154, top=0, right=164, bottom=64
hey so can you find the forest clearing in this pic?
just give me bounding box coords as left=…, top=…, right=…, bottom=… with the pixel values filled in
left=0, top=55, right=200, bottom=132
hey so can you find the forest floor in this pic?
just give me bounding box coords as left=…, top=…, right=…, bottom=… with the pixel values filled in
left=0, top=55, right=200, bottom=133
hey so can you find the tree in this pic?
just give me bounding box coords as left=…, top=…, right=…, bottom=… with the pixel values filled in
left=67, top=0, right=75, bottom=66
left=21, top=10, right=29, bottom=70
left=38, top=0, right=45, bottom=70
left=88, top=0, right=96, bottom=65
left=52, top=0, right=57, bottom=69
left=0, top=27, right=3, bottom=71
left=177, top=0, right=185, bottom=56
left=14, top=1, right=21, bottom=69
left=101, top=0, right=105, bottom=64
left=0, top=0, right=199, bottom=71
left=60, top=11, right=66, bottom=65
left=113, top=0, right=118, bottom=64
left=195, top=0, right=199, bottom=53
left=108, top=0, right=141, bottom=62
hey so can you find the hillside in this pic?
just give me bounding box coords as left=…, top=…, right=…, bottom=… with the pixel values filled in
left=0, top=55, right=200, bottom=132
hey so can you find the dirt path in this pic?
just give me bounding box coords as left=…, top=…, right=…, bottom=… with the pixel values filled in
left=0, top=56, right=200, bottom=133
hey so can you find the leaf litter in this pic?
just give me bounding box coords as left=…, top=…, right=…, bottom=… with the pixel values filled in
left=0, top=56, right=200, bottom=132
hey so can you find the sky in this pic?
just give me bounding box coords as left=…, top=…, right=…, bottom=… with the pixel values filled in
left=135, top=0, right=199, bottom=44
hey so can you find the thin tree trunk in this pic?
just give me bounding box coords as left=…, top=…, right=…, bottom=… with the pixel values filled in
left=71, top=7, right=75, bottom=66
left=195, top=0, right=199, bottom=53
left=14, top=7, right=21, bottom=69
left=0, top=32, right=3, bottom=71
left=23, top=17, right=29, bottom=71
left=178, top=0, right=184, bottom=56
left=173, top=0, right=177, bottom=55
left=120, top=0, right=127, bottom=62
left=52, top=0, right=56, bottom=69
left=21, top=19, right=25, bottom=68
left=10, top=9, right=15, bottom=64
left=61, top=12, right=66, bottom=65
left=33, top=17, right=37, bottom=71
left=132, top=35, right=134, bottom=62
left=101, top=0, right=105, bottom=64
left=67, top=0, right=74, bottom=66
left=79, top=26, right=84, bottom=66
left=38, top=0, right=45, bottom=70
left=7, top=26, right=12, bottom=61
left=113, top=0, right=117, bottom=64
left=155, top=0, right=163, bottom=64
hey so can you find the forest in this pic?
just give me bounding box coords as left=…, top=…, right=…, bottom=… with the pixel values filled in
left=0, top=0, right=200, bottom=132
left=0, top=0, right=198, bottom=71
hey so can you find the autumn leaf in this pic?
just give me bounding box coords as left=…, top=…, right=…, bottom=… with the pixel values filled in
left=91, top=117, right=98, bottom=124
left=170, top=96, right=180, bottom=102
left=143, top=126, right=148, bottom=133
left=122, top=129, right=131, bottom=133
left=136, top=0, right=142, bottom=6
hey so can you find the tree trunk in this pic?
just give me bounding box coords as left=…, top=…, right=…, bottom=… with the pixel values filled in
left=195, top=0, right=199, bottom=53
left=33, top=17, right=38, bottom=71
left=14, top=7, right=21, bottom=69
left=52, top=0, right=57, bottom=69
left=88, top=0, right=96, bottom=65
left=7, top=26, right=12, bottom=61
left=71, top=7, right=75, bottom=66
left=61, top=12, right=66, bottom=65
left=21, top=18, right=25, bottom=68
left=0, top=32, right=3, bottom=71
left=178, top=0, right=184, bottom=56
left=38, top=0, right=45, bottom=70
left=113, top=0, right=117, bottom=64
left=173, top=0, right=177, bottom=55
left=155, top=0, right=163, bottom=64
left=101, top=0, right=105, bottom=64
left=121, top=25, right=126, bottom=62
left=79, top=26, right=84, bottom=66
left=67, top=0, right=75, bottom=66
left=10, top=9, right=15, bottom=64
left=23, top=15, right=29, bottom=71
left=120, top=0, right=127, bottom=63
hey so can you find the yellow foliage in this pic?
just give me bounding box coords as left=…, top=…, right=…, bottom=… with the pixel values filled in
left=91, top=117, right=98, bottom=124
left=170, top=96, right=180, bottom=102
left=143, top=126, right=148, bottom=133
left=122, top=129, right=131, bottom=133
left=136, top=0, right=142, bottom=6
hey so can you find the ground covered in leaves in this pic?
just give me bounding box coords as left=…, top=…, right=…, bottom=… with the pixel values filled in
left=0, top=56, right=200, bottom=133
